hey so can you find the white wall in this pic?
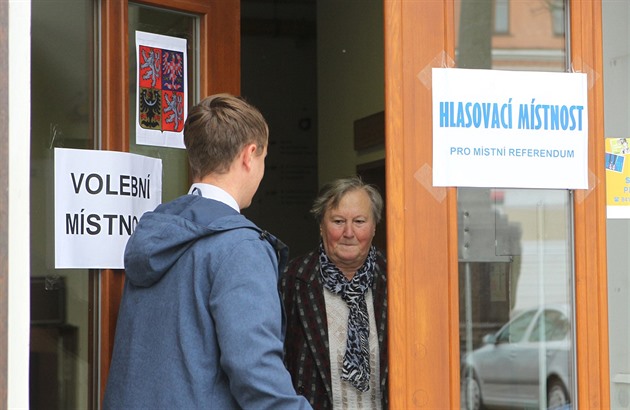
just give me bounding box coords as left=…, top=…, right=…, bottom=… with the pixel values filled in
left=8, top=0, right=31, bottom=408
left=602, top=0, right=630, bottom=408
left=317, top=0, right=385, bottom=185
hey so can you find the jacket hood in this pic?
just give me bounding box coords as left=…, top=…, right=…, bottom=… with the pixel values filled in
left=124, top=195, right=259, bottom=287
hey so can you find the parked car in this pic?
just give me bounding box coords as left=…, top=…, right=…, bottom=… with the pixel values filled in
left=461, top=305, right=573, bottom=410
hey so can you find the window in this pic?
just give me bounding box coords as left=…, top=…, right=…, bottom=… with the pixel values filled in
left=494, top=0, right=509, bottom=34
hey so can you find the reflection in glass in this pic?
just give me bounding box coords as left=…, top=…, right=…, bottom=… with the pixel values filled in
left=455, top=3, right=573, bottom=408
left=30, top=0, right=96, bottom=408
left=459, top=188, right=575, bottom=410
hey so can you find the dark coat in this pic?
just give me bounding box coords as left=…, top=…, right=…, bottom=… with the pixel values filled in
left=279, top=249, right=388, bottom=410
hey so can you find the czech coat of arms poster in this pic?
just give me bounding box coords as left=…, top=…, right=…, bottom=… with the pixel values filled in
left=135, top=31, right=188, bottom=148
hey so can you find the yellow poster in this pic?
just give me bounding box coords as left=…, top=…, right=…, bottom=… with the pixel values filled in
left=606, top=137, right=630, bottom=219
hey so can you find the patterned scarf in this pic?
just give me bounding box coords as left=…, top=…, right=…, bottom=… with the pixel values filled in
left=319, top=241, right=376, bottom=392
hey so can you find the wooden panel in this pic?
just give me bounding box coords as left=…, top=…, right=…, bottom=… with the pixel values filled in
left=100, top=0, right=240, bottom=403
left=132, top=0, right=240, bottom=97
left=569, top=0, right=611, bottom=408
left=203, top=1, right=240, bottom=96
left=384, top=1, right=460, bottom=408
left=100, top=0, right=129, bottom=402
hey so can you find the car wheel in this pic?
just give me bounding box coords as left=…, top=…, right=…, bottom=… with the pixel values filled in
left=462, top=370, right=484, bottom=410
left=547, top=378, right=570, bottom=410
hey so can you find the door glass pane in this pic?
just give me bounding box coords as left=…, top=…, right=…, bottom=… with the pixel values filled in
left=128, top=4, right=197, bottom=201
left=30, top=0, right=96, bottom=408
left=602, top=1, right=630, bottom=408
left=455, top=1, right=576, bottom=409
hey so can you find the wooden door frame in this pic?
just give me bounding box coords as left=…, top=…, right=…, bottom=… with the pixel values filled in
left=384, top=0, right=610, bottom=408
left=384, top=1, right=459, bottom=407
left=569, top=1, right=610, bottom=408
left=100, top=0, right=240, bottom=403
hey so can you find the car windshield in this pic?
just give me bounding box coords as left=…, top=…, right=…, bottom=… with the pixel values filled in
left=495, top=310, right=537, bottom=344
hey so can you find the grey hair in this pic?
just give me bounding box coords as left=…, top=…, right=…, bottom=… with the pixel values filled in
left=310, top=176, right=383, bottom=224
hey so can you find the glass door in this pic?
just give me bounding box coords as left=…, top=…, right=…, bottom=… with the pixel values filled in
left=30, top=0, right=97, bottom=408
left=455, top=1, right=576, bottom=409
left=459, top=189, right=575, bottom=410
left=383, top=0, right=609, bottom=408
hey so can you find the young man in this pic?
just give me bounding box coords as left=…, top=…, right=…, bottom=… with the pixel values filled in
left=103, top=94, right=312, bottom=409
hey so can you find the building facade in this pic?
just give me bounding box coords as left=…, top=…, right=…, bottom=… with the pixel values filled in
left=1, top=0, right=628, bottom=409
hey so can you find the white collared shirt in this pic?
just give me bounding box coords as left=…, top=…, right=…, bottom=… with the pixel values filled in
left=188, top=183, right=240, bottom=212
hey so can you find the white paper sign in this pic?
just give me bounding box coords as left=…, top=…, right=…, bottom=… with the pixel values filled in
left=135, top=31, right=188, bottom=149
left=54, top=148, right=162, bottom=269
left=432, top=68, right=588, bottom=189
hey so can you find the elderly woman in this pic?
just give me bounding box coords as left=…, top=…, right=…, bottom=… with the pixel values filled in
left=279, top=176, right=388, bottom=409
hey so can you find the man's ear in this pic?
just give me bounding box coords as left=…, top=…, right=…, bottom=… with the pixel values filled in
left=241, top=143, right=258, bottom=171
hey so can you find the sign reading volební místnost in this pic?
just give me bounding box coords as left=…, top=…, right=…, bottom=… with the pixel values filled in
left=432, top=68, right=588, bottom=189
left=54, top=148, right=162, bottom=269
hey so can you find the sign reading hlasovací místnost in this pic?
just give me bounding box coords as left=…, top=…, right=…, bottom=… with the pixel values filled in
left=432, top=68, right=588, bottom=189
